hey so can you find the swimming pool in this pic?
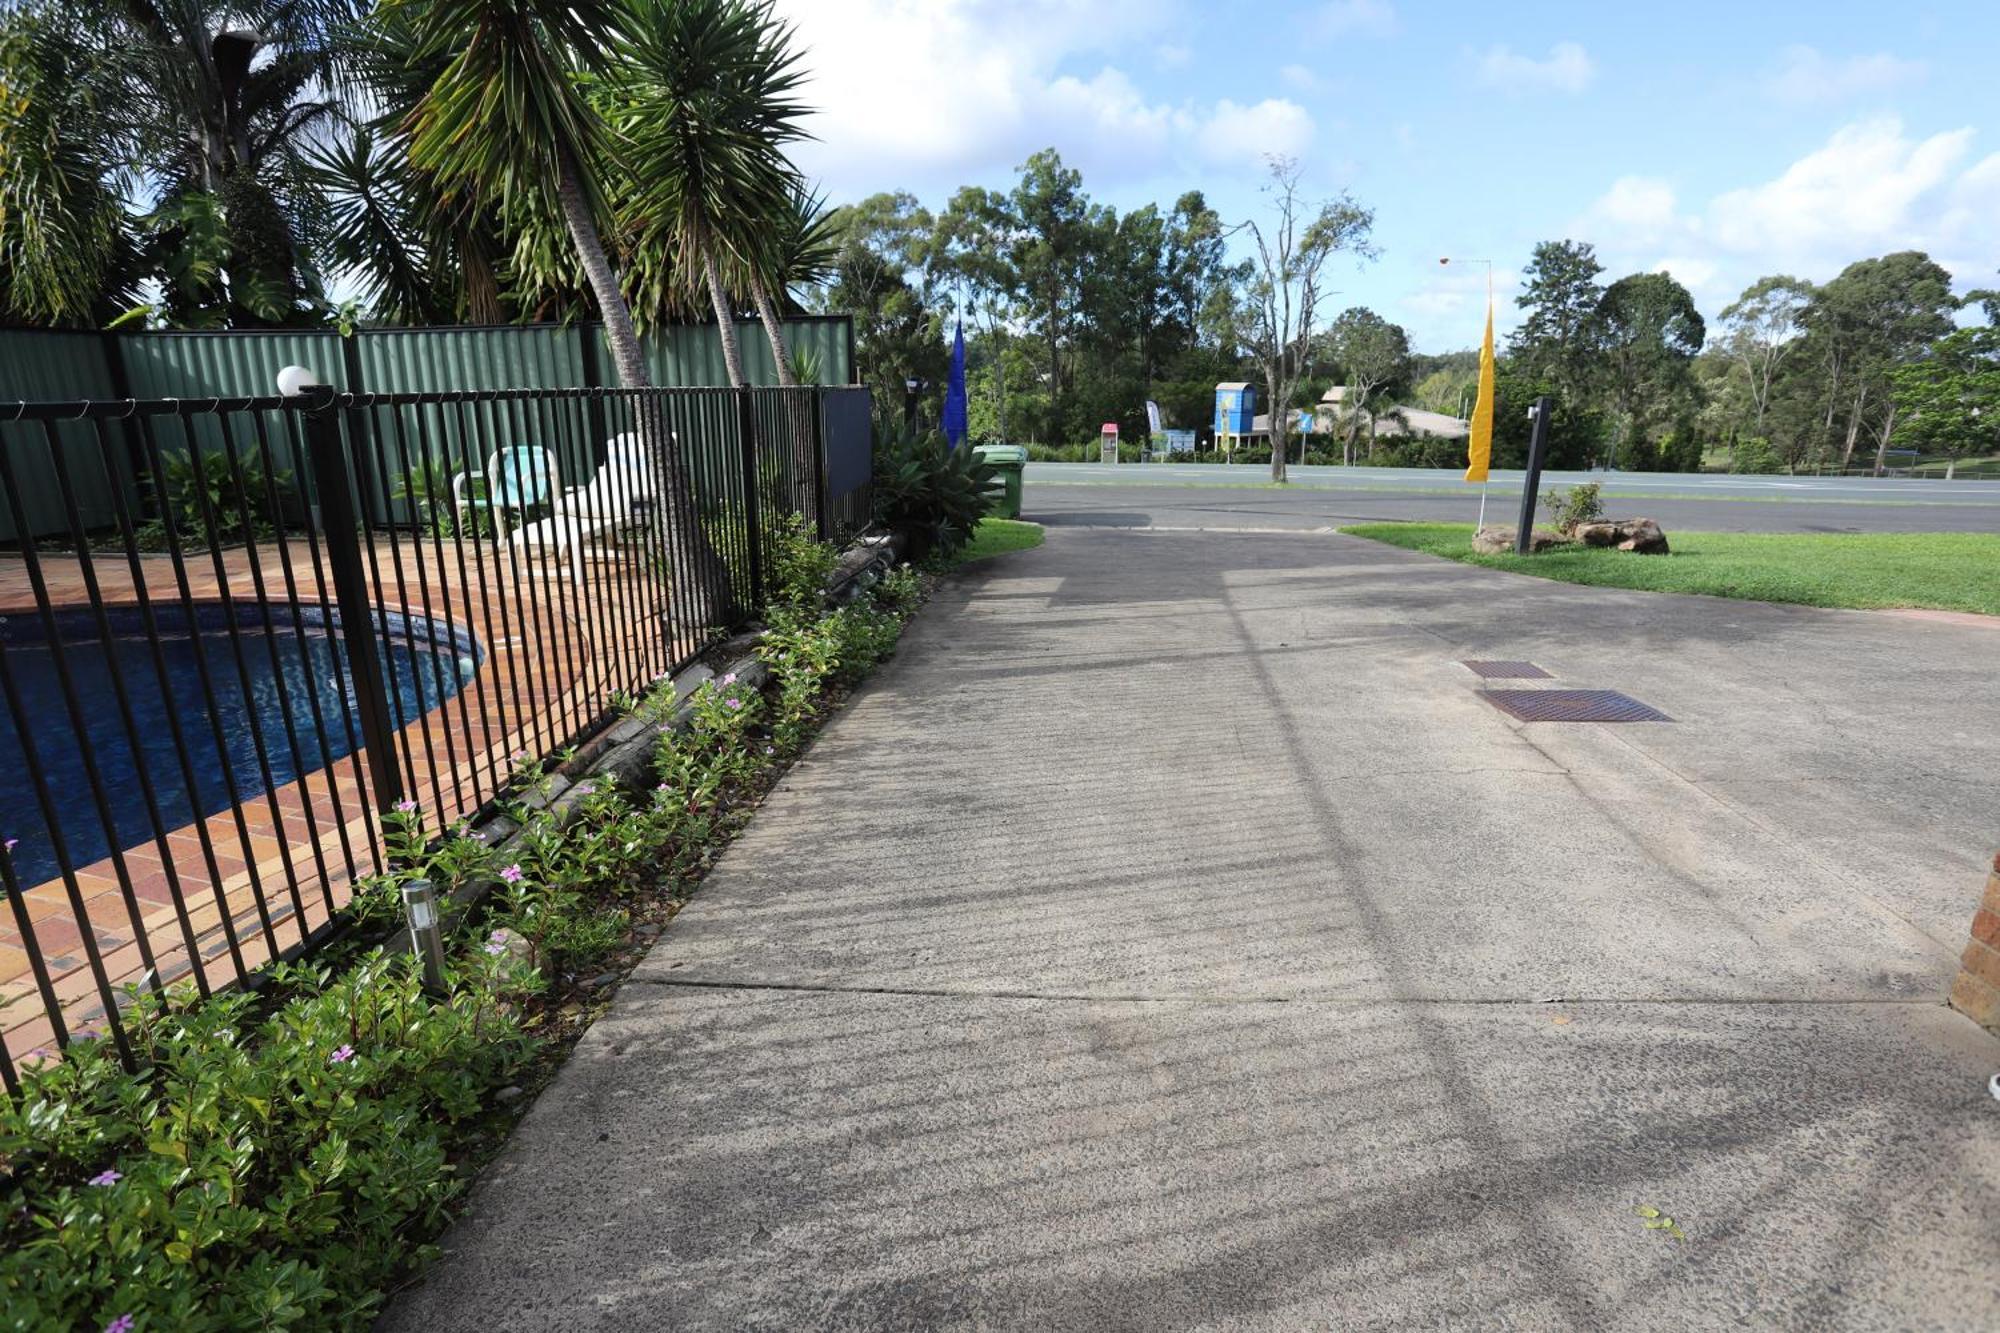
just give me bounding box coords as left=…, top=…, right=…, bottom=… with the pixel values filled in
left=0, top=603, right=481, bottom=888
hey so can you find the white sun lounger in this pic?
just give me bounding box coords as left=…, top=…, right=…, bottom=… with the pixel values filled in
left=509, top=433, right=659, bottom=582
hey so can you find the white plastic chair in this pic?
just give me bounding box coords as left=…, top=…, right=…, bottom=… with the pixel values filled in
left=452, top=445, right=559, bottom=541
left=509, top=433, right=659, bottom=582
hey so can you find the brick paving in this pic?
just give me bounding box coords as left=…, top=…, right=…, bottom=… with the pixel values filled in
left=0, top=529, right=688, bottom=1065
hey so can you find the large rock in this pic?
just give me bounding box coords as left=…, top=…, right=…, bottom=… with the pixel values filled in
left=1473, top=524, right=1569, bottom=555
left=1573, top=517, right=1670, bottom=554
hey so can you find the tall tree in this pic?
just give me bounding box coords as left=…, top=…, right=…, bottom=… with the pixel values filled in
left=391, top=0, right=733, bottom=618
left=1594, top=271, right=1705, bottom=469
left=1006, top=149, right=1093, bottom=438
left=1889, top=327, right=2000, bottom=479
left=611, top=0, right=807, bottom=388
left=1508, top=239, right=1606, bottom=414
left=1323, top=307, right=1409, bottom=463
left=1717, top=275, right=1814, bottom=431
left=1804, top=252, right=1957, bottom=472
left=818, top=191, right=946, bottom=430
left=0, top=0, right=360, bottom=326
left=1230, top=156, right=1376, bottom=483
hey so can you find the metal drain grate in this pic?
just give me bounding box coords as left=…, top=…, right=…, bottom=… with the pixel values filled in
left=1461, top=660, right=1553, bottom=680
left=1481, top=689, right=1672, bottom=723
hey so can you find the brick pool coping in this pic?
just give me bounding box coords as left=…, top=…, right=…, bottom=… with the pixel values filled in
left=0, top=532, right=688, bottom=1062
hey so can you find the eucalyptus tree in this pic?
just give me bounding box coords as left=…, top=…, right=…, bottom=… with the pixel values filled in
left=1717, top=275, right=1814, bottom=432
left=1230, top=156, right=1376, bottom=483
left=610, top=0, right=807, bottom=388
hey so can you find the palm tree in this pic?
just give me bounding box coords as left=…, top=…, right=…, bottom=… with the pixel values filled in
left=0, top=10, right=136, bottom=325
left=609, top=0, right=807, bottom=387
left=0, top=0, right=356, bottom=326
left=732, top=179, right=838, bottom=386
left=387, top=0, right=732, bottom=620
left=388, top=0, right=648, bottom=381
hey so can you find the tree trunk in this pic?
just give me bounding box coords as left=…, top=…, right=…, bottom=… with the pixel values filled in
left=1268, top=370, right=1287, bottom=484
left=553, top=150, right=735, bottom=626
left=1871, top=402, right=1898, bottom=476
left=748, top=273, right=797, bottom=387
left=555, top=153, right=649, bottom=390
left=1838, top=386, right=1866, bottom=471
left=701, top=242, right=747, bottom=388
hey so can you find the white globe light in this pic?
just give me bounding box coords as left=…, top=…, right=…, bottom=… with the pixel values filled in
left=276, top=364, right=320, bottom=398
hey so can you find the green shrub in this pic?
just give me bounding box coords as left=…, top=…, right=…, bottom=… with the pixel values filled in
left=1730, top=437, right=1783, bottom=475
left=765, top=512, right=838, bottom=613
left=872, top=430, right=1000, bottom=558
left=146, top=448, right=297, bottom=545
left=0, top=952, right=534, bottom=1331
left=1540, top=481, right=1605, bottom=533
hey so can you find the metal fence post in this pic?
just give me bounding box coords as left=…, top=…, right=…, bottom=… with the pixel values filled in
left=736, top=386, right=765, bottom=606
left=298, top=379, right=406, bottom=812
left=809, top=387, right=829, bottom=542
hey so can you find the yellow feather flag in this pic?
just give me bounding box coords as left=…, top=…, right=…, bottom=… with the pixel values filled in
left=1463, top=298, right=1495, bottom=483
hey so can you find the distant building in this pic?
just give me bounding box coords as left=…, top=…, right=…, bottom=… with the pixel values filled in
left=1321, top=386, right=1468, bottom=440
left=1214, top=382, right=1256, bottom=435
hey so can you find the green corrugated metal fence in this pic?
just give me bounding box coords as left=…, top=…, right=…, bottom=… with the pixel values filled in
left=0, top=318, right=852, bottom=539
left=0, top=317, right=850, bottom=401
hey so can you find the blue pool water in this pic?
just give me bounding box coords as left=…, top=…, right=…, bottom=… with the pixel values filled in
left=0, top=603, right=481, bottom=888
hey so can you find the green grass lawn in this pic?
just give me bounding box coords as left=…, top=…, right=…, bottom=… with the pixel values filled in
left=1342, top=523, right=2000, bottom=617
left=952, top=517, right=1046, bottom=565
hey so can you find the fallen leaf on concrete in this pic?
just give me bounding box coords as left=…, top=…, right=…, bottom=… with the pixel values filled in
left=1634, top=1205, right=1688, bottom=1242
left=1552, top=1015, right=1573, bottom=1026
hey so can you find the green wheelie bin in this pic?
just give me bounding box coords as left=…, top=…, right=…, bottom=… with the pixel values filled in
left=974, top=444, right=1028, bottom=519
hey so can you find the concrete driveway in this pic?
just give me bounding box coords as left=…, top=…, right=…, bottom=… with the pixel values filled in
left=386, top=527, right=2000, bottom=1332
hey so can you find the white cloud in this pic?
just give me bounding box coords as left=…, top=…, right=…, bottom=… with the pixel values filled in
left=773, top=0, right=1316, bottom=192
left=1474, top=41, right=1596, bottom=95
left=1765, top=46, right=1926, bottom=105
left=1316, top=0, right=1397, bottom=38
left=1651, top=257, right=1719, bottom=291
left=1281, top=63, right=1320, bottom=92
left=1195, top=99, right=1316, bottom=166
left=1706, top=119, right=1971, bottom=256
left=1572, top=118, right=2000, bottom=308
left=1586, top=176, right=1678, bottom=239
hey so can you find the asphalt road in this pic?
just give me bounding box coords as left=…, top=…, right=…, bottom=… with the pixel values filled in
left=1024, top=462, right=2000, bottom=534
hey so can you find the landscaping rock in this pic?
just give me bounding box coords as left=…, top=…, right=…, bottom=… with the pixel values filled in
left=1473, top=524, right=1569, bottom=555
left=1573, top=518, right=1671, bottom=554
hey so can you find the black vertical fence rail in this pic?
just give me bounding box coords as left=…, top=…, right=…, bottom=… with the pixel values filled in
left=0, top=383, right=872, bottom=1075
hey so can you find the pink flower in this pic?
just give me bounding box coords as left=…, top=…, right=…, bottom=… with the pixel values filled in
left=575, top=782, right=596, bottom=797
left=104, top=1317, right=135, bottom=1333
left=500, top=864, right=524, bottom=883
left=484, top=940, right=507, bottom=956
left=393, top=799, right=418, bottom=814
left=725, top=697, right=743, bottom=711
left=88, top=1169, right=122, bottom=1187
left=721, top=671, right=738, bottom=686
left=329, top=1044, right=355, bottom=1064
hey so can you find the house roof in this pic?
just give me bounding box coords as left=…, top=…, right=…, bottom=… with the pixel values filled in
left=1216, top=381, right=1252, bottom=392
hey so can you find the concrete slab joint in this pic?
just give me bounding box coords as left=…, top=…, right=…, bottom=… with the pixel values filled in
left=1947, top=855, right=2000, bottom=1033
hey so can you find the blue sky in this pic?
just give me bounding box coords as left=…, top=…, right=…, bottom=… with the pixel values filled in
left=776, top=0, right=2000, bottom=352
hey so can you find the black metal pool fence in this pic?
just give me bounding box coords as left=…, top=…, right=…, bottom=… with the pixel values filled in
left=0, top=380, right=873, bottom=1082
